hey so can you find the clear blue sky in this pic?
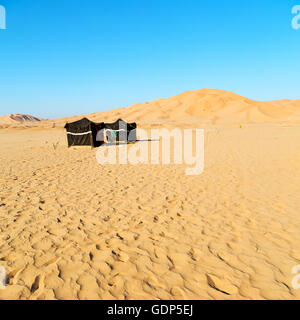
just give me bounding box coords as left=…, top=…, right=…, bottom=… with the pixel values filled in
left=0, top=0, right=299, bottom=119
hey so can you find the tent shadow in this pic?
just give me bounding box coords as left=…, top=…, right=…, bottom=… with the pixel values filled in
left=137, top=139, right=160, bottom=142
left=99, top=139, right=159, bottom=147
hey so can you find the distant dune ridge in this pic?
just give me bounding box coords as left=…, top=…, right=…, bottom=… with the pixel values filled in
left=0, top=114, right=42, bottom=125
left=1, top=89, right=300, bottom=127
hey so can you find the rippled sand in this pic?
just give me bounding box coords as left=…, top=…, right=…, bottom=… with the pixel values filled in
left=0, top=124, right=300, bottom=300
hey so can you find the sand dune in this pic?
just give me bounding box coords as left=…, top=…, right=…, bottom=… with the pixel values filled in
left=0, top=114, right=43, bottom=126
left=2, top=89, right=300, bottom=129
left=122, top=89, right=300, bottom=124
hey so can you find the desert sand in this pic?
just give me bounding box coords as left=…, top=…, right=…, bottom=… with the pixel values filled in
left=1, top=89, right=300, bottom=300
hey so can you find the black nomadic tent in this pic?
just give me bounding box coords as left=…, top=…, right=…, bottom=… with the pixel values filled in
left=65, top=118, right=137, bottom=148
left=101, top=119, right=137, bottom=143
left=64, top=118, right=104, bottom=148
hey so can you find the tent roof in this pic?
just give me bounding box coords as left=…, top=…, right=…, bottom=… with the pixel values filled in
left=64, top=117, right=92, bottom=128
left=64, top=118, right=104, bottom=129
left=104, top=118, right=136, bottom=130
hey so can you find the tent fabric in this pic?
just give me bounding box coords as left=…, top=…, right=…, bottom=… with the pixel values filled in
left=64, top=118, right=104, bottom=147
left=65, top=118, right=137, bottom=147
left=102, top=119, right=137, bottom=143
left=103, top=119, right=136, bottom=131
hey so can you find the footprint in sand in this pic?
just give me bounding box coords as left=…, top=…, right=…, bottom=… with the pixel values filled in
left=30, top=274, right=45, bottom=298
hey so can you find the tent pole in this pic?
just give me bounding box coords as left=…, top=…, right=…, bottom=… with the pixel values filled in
left=90, top=124, right=94, bottom=149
